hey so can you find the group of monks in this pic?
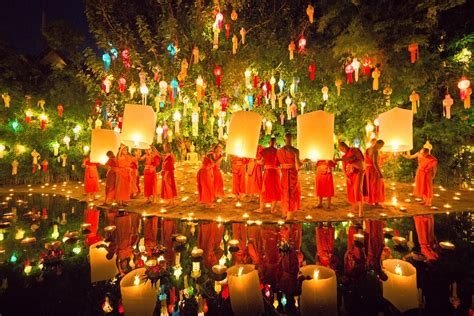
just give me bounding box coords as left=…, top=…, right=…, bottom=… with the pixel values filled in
left=82, top=133, right=438, bottom=220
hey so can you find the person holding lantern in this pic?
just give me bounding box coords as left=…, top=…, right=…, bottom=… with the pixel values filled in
left=402, top=147, right=437, bottom=206
left=335, top=142, right=365, bottom=217
left=210, top=143, right=225, bottom=197
left=231, top=155, right=248, bottom=201
left=161, top=143, right=177, bottom=207
left=364, top=139, right=386, bottom=206
left=115, top=145, right=132, bottom=207
left=254, top=137, right=281, bottom=213
left=102, top=151, right=117, bottom=206
left=82, top=155, right=100, bottom=202
left=315, top=159, right=336, bottom=209
left=141, top=146, right=160, bottom=203
left=246, top=144, right=263, bottom=201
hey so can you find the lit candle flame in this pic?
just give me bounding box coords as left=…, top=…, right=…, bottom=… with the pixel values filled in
left=133, top=274, right=140, bottom=286
left=395, top=264, right=402, bottom=276
left=238, top=266, right=244, bottom=277
left=313, top=269, right=319, bottom=280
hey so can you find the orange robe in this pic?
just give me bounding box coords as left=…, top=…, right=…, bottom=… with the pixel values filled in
left=197, top=156, right=215, bottom=203
left=277, top=147, right=301, bottom=213
left=105, top=158, right=117, bottom=200
left=130, top=158, right=140, bottom=196
left=161, top=153, right=177, bottom=199
left=143, top=154, right=160, bottom=198
left=247, top=145, right=263, bottom=194
left=261, top=146, right=281, bottom=202
left=231, top=156, right=247, bottom=195
left=364, top=149, right=385, bottom=203
left=83, top=159, right=100, bottom=194
left=416, top=155, right=437, bottom=199
left=115, top=155, right=132, bottom=201
left=343, top=148, right=364, bottom=203
left=212, top=153, right=225, bottom=196
left=315, top=160, right=335, bottom=197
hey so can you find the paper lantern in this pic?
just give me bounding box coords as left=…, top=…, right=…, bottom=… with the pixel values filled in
left=297, top=111, right=334, bottom=161
left=89, top=241, right=118, bottom=282
left=120, top=267, right=158, bottom=316
left=121, top=104, right=157, bottom=149
left=378, top=107, right=413, bottom=152
left=299, top=265, right=337, bottom=316
left=382, top=259, right=418, bottom=313
left=90, top=129, right=121, bottom=164
left=227, top=264, right=264, bottom=316
left=226, top=111, right=262, bottom=158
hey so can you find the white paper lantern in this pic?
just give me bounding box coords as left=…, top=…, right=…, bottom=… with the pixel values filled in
left=382, top=259, right=418, bottom=313
left=299, top=265, right=337, bottom=316
left=120, top=267, right=158, bottom=316
left=297, top=111, right=334, bottom=161
left=89, top=241, right=118, bottom=283
left=121, top=104, right=157, bottom=149
left=90, top=129, right=121, bottom=164
left=226, top=111, right=262, bottom=158
left=227, top=264, right=264, bottom=316
left=378, top=107, right=413, bottom=152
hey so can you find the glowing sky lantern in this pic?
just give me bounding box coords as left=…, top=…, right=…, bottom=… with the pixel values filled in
left=382, top=259, right=418, bottom=313
left=226, top=111, right=262, bottom=158
left=90, top=129, right=121, bottom=164
left=297, top=110, right=334, bottom=161
left=378, top=107, right=413, bottom=152
left=120, top=104, right=157, bottom=149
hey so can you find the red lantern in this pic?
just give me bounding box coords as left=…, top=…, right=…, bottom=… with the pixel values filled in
left=408, top=43, right=419, bottom=63
left=345, top=64, right=354, bottom=84
left=225, top=23, right=231, bottom=39
left=308, top=64, right=316, bottom=81
left=363, top=57, right=372, bottom=75
left=25, top=109, right=32, bottom=123
left=118, top=77, right=126, bottom=93
left=253, top=75, right=259, bottom=89
left=40, top=113, right=47, bottom=130
left=213, top=65, right=222, bottom=88
left=298, top=35, right=306, bottom=53
left=457, top=76, right=471, bottom=100
left=121, top=48, right=131, bottom=69
left=220, top=96, right=228, bottom=111
left=118, top=115, right=123, bottom=129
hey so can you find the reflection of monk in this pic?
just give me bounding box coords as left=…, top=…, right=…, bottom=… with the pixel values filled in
left=402, top=148, right=437, bottom=206
left=255, top=137, right=280, bottom=213
left=231, top=156, right=247, bottom=201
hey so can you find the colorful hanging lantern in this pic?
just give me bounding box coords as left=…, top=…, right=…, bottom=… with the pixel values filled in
left=25, top=109, right=33, bottom=123
left=322, top=86, right=329, bottom=101
left=167, top=43, right=177, bottom=62
left=231, top=9, right=238, bottom=21
left=288, top=41, right=296, bottom=60
left=408, top=43, right=419, bottom=63
left=170, top=78, right=179, bottom=101
left=278, top=79, right=284, bottom=93
left=308, top=64, right=316, bottom=81
left=122, top=49, right=131, bottom=68
left=409, top=91, right=420, bottom=114
left=173, top=110, right=182, bottom=134
left=298, top=36, right=306, bottom=53
left=464, top=87, right=471, bottom=109
left=240, top=28, right=246, bottom=45
left=335, top=79, right=342, bottom=97
left=253, top=74, right=259, bottom=89
left=372, top=67, right=381, bottom=91
left=362, top=57, right=372, bottom=75
left=214, top=65, right=222, bottom=88
left=39, top=113, right=47, bottom=130
left=196, top=76, right=204, bottom=101
left=232, top=35, right=239, bottom=54
left=118, top=77, right=126, bottom=93
left=128, top=84, right=136, bottom=99
left=214, top=12, right=224, bottom=30
left=110, top=47, right=118, bottom=60
left=351, top=58, right=361, bottom=82
left=102, top=52, right=111, bottom=72
left=442, top=94, right=453, bottom=119
left=457, top=76, right=470, bottom=100
left=192, top=46, right=199, bottom=64
left=306, top=4, right=315, bottom=23
left=345, top=63, right=354, bottom=84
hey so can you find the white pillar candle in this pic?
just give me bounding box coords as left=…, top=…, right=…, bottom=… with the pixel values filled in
left=382, top=259, right=418, bottom=313
left=299, top=265, right=337, bottom=316
left=89, top=241, right=118, bottom=283
left=120, top=267, right=158, bottom=316
left=227, top=264, right=264, bottom=316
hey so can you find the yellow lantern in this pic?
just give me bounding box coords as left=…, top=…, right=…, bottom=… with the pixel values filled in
left=227, top=264, right=264, bottom=316
left=297, top=111, right=334, bottom=161
left=226, top=111, right=262, bottom=158
left=299, top=265, right=337, bottom=316
left=89, top=241, right=118, bottom=282
left=378, top=107, right=413, bottom=152
left=90, top=129, right=121, bottom=164
left=382, top=259, right=418, bottom=313
left=120, top=267, right=158, bottom=316
left=120, top=104, right=157, bottom=149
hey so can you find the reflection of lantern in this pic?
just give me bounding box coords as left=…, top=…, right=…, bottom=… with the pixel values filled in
left=227, top=265, right=264, bottom=316
left=306, top=4, right=314, bottom=23
left=378, top=107, right=413, bottom=152
left=297, top=111, right=334, bottom=161
left=299, top=265, right=337, bottom=316
left=120, top=268, right=158, bottom=316
left=89, top=241, right=118, bottom=282
left=226, top=111, right=262, bottom=158
left=121, top=104, right=157, bottom=149
left=457, top=76, right=470, bottom=100
left=90, top=129, right=121, bottom=164
left=382, top=259, right=418, bottom=313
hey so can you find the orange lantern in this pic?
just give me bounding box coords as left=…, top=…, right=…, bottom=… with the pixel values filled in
left=120, top=104, right=157, bottom=149
left=408, top=43, right=419, bottom=63
left=226, top=111, right=262, bottom=158
left=297, top=110, right=334, bottom=161
left=90, top=129, right=121, bottom=164
left=378, top=107, right=413, bottom=152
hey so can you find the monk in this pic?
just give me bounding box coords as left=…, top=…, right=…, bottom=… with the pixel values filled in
left=315, top=160, right=336, bottom=209
left=210, top=144, right=225, bottom=197
left=141, top=145, right=160, bottom=203
left=277, top=133, right=306, bottom=220
left=336, top=142, right=365, bottom=217
left=103, top=151, right=117, bottom=205
left=115, top=145, right=132, bottom=207
left=402, top=148, right=437, bottom=206
left=161, top=143, right=177, bottom=207
left=82, top=155, right=100, bottom=202
left=231, top=155, right=248, bottom=201
left=246, top=144, right=263, bottom=201
left=197, top=153, right=216, bottom=208
left=129, top=149, right=141, bottom=199
left=364, top=139, right=385, bottom=206
left=254, top=137, right=280, bottom=213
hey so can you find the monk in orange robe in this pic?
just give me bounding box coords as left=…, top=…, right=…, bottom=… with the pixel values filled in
left=255, top=137, right=280, bottom=213
left=315, top=160, right=336, bottom=209
left=82, top=155, right=100, bottom=201
left=336, top=142, right=365, bottom=217
left=141, top=145, right=160, bottom=203
left=129, top=149, right=141, bottom=199
left=247, top=144, right=263, bottom=201
left=231, top=155, right=247, bottom=201
left=103, top=151, right=116, bottom=205
left=277, top=133, right=306, bottom=220
left=364, top=139, right=385, bottom=206
left=210, top=144, right=225, bottom=197
left=197, top=154, right=216, bottom=208
left=161, top=143, right=177, bottom=206
left=115, top=145, right=132, bottom=207
left=403, top=148, right=437, bottom=206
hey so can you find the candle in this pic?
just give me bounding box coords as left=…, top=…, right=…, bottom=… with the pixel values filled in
left=228, top=239, right=240, bottom=253
left=89, top=241, right=118, bottom=283
left=227, top=264, right=264, bottom=316
left=382, top=259, right=418, bottom=313
left=20, top=237, right=37, bottom=246
left=299, top=265, right=337, bottom=316
left=120, top=267, right=158, bottom=316
left=392, top=236, right=407, bottom=246
left=439, top=241, right=455, bottom=250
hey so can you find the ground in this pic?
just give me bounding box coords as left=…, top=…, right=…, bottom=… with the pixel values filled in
left=1, top=162, right=472, bottom=223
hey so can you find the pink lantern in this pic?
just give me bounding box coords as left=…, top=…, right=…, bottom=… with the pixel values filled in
left=345, top=64, right=354, bottom=84
left=118, top=77, right=126, bottom=93
left=457, top=77, right=470, bottom=100
left=298, top=36, right=306, bottom=53
left=215, top=12, right=224, bottom=30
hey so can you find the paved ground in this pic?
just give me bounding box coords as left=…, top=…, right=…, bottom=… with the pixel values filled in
left=1, top=162, right=472, bottom=223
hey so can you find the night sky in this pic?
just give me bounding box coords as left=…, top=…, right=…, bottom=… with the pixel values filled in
left=0, top=0, right=91, bottom=55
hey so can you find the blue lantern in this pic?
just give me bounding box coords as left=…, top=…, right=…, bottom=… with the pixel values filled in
left=102, top=53, right=111, bottom=72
